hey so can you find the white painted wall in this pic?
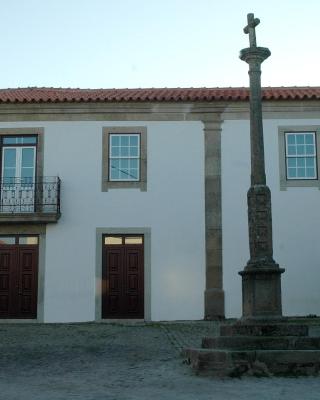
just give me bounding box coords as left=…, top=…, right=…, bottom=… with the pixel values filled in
left=0, top=121, right=205, bottom=322
left=222, top=118, right=320, bottom=318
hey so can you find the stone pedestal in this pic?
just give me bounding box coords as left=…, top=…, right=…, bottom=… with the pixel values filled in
left=239, top=266, right=284, bottom=318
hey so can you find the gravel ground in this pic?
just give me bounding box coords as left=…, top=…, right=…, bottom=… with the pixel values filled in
left=0, top=322, right=319, bottom=400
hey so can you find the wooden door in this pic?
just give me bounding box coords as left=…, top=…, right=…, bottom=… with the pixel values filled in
left=0, top=242, right=38, bottom=318
left=102, top=236, right=144, bottom=318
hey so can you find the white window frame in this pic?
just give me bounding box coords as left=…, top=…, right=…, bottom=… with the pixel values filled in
left=102, top=126, right=147, bottom=192
left=109, top=133, right=140, bottom=182
left=285, top=132, right=317, bottom=180
left=278, top=126, right=320, bottom=190
left=2, top=146, right=37, bottom=183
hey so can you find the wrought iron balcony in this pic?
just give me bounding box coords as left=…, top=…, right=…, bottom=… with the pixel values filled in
left=0, top=177, right=61, bottom=223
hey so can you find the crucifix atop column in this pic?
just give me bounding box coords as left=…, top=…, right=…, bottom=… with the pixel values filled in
left=244, top=13, right=260, bottom=47
left=239, top=14, right=284, bottom=319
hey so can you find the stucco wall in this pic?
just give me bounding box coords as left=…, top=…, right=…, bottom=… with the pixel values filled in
left=222, top=118, right=320, bottom=318
left=0, top=120, right=205, bottom=322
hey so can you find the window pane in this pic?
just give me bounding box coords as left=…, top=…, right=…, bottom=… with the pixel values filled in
left=287, top=158, right=296, bottom=167
left=125, top=237, right=143, bottom=244
left=130, top=136, right=138, bottom=146
left=297, top=158, right=305, bottom=167
left=110, top=169, right=119, bottom=180
left=120, top=136, right=129, bottom=146
left=305, top=134, right=314, bottom=145
left=3, top=148, right=16, bottom=168
left=110, top=159, right=120, bottom=180
left=22, top=148, right=35, bottom=168
left=306, top=145, right=315, bottom=155
left=19, top=236, right=38, bottom=245
left=287, top=145, right=296, bottom=155
left=111, top=136, right=120, bottom=146
left=3, top=168, right=16, bottom=180
left=296, top=145, right=305, bottom=155
left=297, top=168, right=305, bottom=177
left=120, top=159, right=129, bottom=169
left=110, top=146, right=119, bottom=157
left=306, top=168, right=316, bottom=178
left=296, top=135, right=304, bottom=144
left=0, top=237, right=15, bottom=245
left=129, top=159, right=138, bottom=169
left=287, top=134, right=296, bottom=145
left=3, top=136, right=36, bottom=145
left=287, top=168, right=297, bottom=178
left=130, top=146, right=138, bottom=157
left=21, top=168, right=34, bottom=180
left=120, top=147, right=129, bottom=157
left=3, top=137, right=17, bottom=144
left=104, top=237, right=122, bottom=245
left=21, top=137, right=37, bottom=144
left=120, top=170, right=129, bottom=180
left=306, top=158, right=315, bottom=168
left=130, top=169, right=138, bottom=179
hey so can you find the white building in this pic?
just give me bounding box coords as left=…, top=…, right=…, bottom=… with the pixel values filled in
left=0, top=87, right=319, bottom=323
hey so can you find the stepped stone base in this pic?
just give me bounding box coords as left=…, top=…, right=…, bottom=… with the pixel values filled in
left=183, top=319, right=320, bottom=377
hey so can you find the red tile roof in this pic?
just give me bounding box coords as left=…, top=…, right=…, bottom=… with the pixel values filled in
left=0, top=87, right=319, bottom=103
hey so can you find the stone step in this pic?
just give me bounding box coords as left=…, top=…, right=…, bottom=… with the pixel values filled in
left=202, top=336, right=320, bottom=350
left=184, top=348, right=320, bottom=377
left=220, top=323, right=320, bottom=337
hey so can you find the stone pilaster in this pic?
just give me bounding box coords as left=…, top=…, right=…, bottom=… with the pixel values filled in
left=203, top=117, right=225, bottom=319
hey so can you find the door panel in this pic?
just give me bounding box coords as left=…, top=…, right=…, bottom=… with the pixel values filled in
left=124, top=248, right=144, bottom=317
left=102, top=239, right=144, bottom=319
left=0, top=245, right=38, bottom=318
left=0, top=248, right=16, bottom=317
left=17, top=247, right=38, bottom=318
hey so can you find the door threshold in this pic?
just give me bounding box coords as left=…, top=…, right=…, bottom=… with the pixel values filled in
left=0, top=319, right=39, bottom=323
left=100, top=319, right=146, bottom=324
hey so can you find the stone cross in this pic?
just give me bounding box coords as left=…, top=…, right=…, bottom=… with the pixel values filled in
left=243, top=13, right=260, bottom=47
left=239, top=14, right=284, bottom=319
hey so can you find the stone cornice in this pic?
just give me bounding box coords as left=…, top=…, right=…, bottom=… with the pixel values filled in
left=0, top=100, right=318, bottom=122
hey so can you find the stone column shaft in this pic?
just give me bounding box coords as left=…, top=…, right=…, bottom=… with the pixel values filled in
left=203, top=118, right=224, bottom=319
left=248, top=60, right=266, bottom=186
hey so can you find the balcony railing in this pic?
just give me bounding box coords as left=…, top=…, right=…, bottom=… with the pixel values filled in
left=0, top=177, right=61, bottom=223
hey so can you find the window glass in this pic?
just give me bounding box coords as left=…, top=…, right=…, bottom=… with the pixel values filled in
left=305, top=134, right=314, bottom=144
left=3, top=148, right=16, bottom=183
left=130, top=136, right=138, bottom=146
left=19, top=236, right=38, bottom=245
left=111, top=136, right=120, bottom=146
left=120, top=147, right=129, bottom=157
left=21, top=148, right=35, bottom=168
left=296, top=135, right=304, bottom=144
left=3, top=136, right=36, bottom=145
left=0, top=237, right=15, bottom=245
left=130, top=147, right=138, bottom=157
left=285, top=132, right=317, bottom=180
left=120, top=136, right=129, bottom=146
left=104, top=237, right=122, bottom=245
left=3, top=148, right=16, bottom=168
left=124, top=237, right=143, bottom=245
left=109, top=134, right=140, bottom=181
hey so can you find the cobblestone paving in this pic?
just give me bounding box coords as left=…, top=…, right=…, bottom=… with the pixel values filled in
left=0, top=322, right=319, bottom=400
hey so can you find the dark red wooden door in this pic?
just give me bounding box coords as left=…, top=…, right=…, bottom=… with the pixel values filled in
left=102, top=241, right=144, bottom=318
left=0, top=246, right=38, bottom=318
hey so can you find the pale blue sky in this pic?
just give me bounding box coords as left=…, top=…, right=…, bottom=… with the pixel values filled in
left=1, top=0, right=319, bottom=89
